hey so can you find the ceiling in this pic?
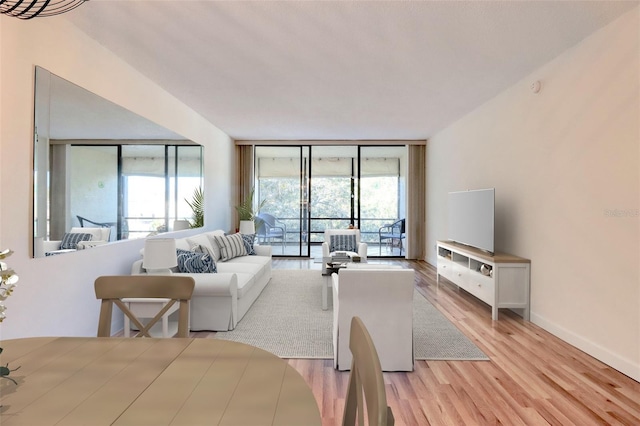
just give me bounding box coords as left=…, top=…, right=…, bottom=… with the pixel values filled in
left=65, top=0, right=637, bottom=141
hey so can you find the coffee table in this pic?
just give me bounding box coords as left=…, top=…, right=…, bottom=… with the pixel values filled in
left=321, top=256, right=365, bottom=310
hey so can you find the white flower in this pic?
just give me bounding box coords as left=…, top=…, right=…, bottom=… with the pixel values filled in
left=0, top=249, right=18, bottom=323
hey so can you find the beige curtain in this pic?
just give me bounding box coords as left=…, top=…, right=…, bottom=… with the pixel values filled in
left=406, top=145, right=426, bottom=259
left=236, top=145, right=254, bottom=226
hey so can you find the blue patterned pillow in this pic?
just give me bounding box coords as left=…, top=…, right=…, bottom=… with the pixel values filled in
left=60, top=232, right=93, bottom=250
left=241, top=233, right=256, bottom=255
left=329, top=234, right=357, bottom=253
left=176, top=248, right=217, bottom=273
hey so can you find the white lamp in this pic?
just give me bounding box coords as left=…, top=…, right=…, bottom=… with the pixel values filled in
left=239, top=220, right=256, bottom=235
left=143, top=238, right=177, bottom=274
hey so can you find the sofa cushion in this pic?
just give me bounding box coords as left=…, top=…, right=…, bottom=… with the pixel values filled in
left=215, top=260, right=263, bottom=276
left=233, top=272, right=256, bottom=299
left=241, top=233, right=256, bottom=255
left=191, top=243, right=215, bottom=259
left=329, top=234, right=357, bottom=253
left=176, top=248, right=217, bottom=273
left=212, top=233, right=247, bottom=261
left=186, top=234, right=219, bottom=261
left=60, top=232, right=93, bottom=250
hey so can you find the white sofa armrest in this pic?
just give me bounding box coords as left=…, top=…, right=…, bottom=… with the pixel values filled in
left=184, top=272, right=238, bottom=297
left=43, top=240, right=62, bottom=252
left=322, top=242, right=330, bottom=258
left=357, top=242, right=368, bottom=260
left=77, top=240, right=108, bottom=250
left=254, top=244, right=272, bottom=257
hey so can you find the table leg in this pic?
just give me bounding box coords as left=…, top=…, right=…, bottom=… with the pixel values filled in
left=322, top=275, right=330, bottom=310
left=124, top=302, right=130, bottom=337
left=162, top=310, right=169, bottom=338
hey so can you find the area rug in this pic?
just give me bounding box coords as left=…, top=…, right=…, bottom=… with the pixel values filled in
left=215, top=269, right=488, bottom=360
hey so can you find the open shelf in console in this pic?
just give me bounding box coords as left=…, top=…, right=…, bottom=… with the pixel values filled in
left=437, top=246, right=452, bottom=259
left=469, top=258, right=492, bottom=276
left=451, top=251, right=469, bottom=268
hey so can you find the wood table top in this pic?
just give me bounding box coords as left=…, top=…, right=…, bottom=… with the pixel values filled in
left=0, top=337, right=321, bottom=426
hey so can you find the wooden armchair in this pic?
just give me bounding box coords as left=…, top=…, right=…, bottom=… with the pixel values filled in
left=95, top=275, right=195, bottom=338
left=342, top=316, right=394, bottom=425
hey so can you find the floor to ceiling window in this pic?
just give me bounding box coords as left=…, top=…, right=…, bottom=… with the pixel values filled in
left=253, top=144, right=406, bottom=257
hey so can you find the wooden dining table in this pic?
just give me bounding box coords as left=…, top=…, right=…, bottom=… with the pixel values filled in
left=0, top=337, right=321, bottom=425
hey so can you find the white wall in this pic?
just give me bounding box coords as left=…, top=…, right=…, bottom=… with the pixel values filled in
left=0, top=16, right=234, bottom=339
left=426, top=9, right=639, bottom=381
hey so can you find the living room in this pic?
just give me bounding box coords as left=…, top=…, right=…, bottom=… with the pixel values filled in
left=0, top=0, right=638, bottom=419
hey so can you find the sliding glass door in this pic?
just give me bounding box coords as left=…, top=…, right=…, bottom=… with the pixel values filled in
left=254, top=145, right=406, bottom=257
left=308, top=146, right=359, bottom=247
left=360, top=146, right=406, bottom=256
left=255, top=146, right=310, bottom=256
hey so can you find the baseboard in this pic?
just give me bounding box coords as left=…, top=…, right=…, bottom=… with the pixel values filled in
left=531, top=312, right=640, bottom=382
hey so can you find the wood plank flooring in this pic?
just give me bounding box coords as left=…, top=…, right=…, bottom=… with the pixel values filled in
left=193, top=258, right=640, bottom=425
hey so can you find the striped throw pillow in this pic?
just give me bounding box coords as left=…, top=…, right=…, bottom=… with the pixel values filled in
left=60, top=232, right=93, bottom=250
left=213, top=233, right=247, bottom=261
left=329, top=234, right=357, bottom=253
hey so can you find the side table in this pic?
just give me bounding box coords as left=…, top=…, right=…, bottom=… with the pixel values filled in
left=122, top=297, right=182, bottom=337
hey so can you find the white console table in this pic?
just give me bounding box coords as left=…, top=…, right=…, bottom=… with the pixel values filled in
left=436, top=240, right=531, bottom=321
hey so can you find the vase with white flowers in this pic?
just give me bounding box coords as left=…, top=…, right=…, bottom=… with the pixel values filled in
left=0, top=249, right=20, bottom=384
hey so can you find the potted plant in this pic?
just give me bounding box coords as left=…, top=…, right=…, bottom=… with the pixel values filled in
left=236, top=187, right=266, bottom=234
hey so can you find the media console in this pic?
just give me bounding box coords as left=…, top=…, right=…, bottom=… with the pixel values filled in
left=436, top=240, right=531, bottom=321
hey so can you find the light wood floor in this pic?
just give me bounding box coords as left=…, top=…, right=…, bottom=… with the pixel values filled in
left=193, top=259, right=640, bottom=425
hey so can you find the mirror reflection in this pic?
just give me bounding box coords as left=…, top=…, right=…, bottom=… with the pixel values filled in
left=33, top=67, right=203, bottom=258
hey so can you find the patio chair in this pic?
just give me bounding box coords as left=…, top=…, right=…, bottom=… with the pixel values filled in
left=255, top=213, right=287, bottom=253
left=77, top=215, right=116, bottom=241
left=378, top=219, right=405, bottom=255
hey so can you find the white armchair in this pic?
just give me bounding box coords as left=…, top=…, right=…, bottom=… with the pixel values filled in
left=322, top=229, right=368, bottom=260
left=332, top=267, right=415, bottom=371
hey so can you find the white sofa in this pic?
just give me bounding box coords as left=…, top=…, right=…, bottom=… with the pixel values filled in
left=42, top=227, right=111, bottom=256
left=332, top=265, right=415, bottom=371
left=131, top=230, right=272, bottom=331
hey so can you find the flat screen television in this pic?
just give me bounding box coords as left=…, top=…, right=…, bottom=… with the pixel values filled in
left=448, top=188, right=495, bottom=254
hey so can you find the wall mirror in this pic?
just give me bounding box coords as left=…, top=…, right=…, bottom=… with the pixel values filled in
left=32, top=67, right=203, bottom=258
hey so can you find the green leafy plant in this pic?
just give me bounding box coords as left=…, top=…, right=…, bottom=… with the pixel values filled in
left=236, top=187, right=266, bottom=222
left=0, top=249, right=20, bottom=385
left=236, top=187, right=267, bottom=233
left=185, top=186, right=204, bottom=229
